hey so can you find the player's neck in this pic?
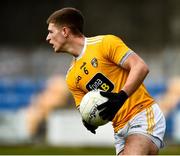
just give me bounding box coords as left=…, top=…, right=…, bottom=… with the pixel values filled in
left=66, top=35, right=85, bottom=58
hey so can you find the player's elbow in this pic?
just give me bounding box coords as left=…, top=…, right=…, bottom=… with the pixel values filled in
left=141, top=63, right=149, bottom=76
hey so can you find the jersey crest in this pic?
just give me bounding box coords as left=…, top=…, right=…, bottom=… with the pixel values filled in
left=91, top=58, right=98, bottom=68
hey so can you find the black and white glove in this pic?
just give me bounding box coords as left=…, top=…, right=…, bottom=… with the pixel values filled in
left=97, top=90, right=128, bottom=121
left=82, top=120, right=98, bottom=134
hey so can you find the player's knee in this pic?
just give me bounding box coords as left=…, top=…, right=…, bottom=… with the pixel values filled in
left=149, top=142, right=159, bottom=155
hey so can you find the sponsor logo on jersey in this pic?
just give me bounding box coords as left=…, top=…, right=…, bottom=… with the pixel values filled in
left=91, top=58, right=98, bottom=68
left=86, top=73, right=114, bottom=91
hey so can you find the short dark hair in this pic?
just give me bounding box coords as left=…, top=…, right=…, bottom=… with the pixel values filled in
left=47, top=7, right=84, bottom=35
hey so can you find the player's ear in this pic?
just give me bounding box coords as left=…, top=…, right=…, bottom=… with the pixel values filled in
left=62, top=26, right=70, bottom=38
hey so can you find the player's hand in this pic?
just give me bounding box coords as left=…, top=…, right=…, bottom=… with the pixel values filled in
left=97, top=90, right=128, bottom=121
left=82, top=120, right=98, bottom=134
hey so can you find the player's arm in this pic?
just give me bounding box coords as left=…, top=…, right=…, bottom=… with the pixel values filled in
left=121, top=53, right=149, bottom=96
left=97, top=53, right=149, bottom=121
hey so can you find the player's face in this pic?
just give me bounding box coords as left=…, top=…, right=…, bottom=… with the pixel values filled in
left=46, top=23, right=66, bottom=53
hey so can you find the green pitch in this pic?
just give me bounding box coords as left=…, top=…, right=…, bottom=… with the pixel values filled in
left=0, top=146, right=115, bottom=155
left=0, top=145, right=179, bottom=155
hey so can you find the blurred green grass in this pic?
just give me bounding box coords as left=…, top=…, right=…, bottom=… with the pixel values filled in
left=0, top=145, right=179, bottom=155
left=0, top=145, right=115, bottom=155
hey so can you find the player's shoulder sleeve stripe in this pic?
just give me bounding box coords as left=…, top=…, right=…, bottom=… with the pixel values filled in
left=101, top=34, right=124, bottom=47
left=119, top=50, right=135, bottom=66
left=87, top=35, right=104, bottom=41
left=87, top=35, right=104, bottom=45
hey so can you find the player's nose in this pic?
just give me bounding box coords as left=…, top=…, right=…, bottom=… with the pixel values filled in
left=46, top=34, right=50, bottom=42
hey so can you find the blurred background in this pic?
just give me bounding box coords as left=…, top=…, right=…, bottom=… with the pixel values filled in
left=0, top=0, right=180, bottom=154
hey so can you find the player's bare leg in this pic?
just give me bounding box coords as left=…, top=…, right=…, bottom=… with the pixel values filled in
left=119, top=134, right=158, bottom=155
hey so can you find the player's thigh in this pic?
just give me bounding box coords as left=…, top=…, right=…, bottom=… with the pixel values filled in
left=121, top=133, right=158, bottom=155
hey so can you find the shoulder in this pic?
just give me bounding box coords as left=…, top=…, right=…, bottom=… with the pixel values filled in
left=65, top=61, right=76, bottom=88
left=86, top=35, right=123, bottom=47
left=86, top=35, right=104, bottom=45
left=99, top=35, right=125, bottom=50
left=102, top=34, right=124, bottom=43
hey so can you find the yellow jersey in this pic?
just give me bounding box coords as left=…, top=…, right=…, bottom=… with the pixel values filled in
left=66, top=35, right=154, bottom=132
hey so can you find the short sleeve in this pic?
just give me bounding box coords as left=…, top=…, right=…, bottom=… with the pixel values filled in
left=102, top=35, right=132, bottom=65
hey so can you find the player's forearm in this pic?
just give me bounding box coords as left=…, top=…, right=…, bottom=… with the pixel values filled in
left=122, top=62, right=149, bottom=96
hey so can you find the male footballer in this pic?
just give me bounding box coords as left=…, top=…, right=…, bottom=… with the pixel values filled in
left=46, top=7, right=166, bottom=155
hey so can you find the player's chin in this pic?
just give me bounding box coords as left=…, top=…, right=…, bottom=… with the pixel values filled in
left=54, top=47, right=61, bottom=53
